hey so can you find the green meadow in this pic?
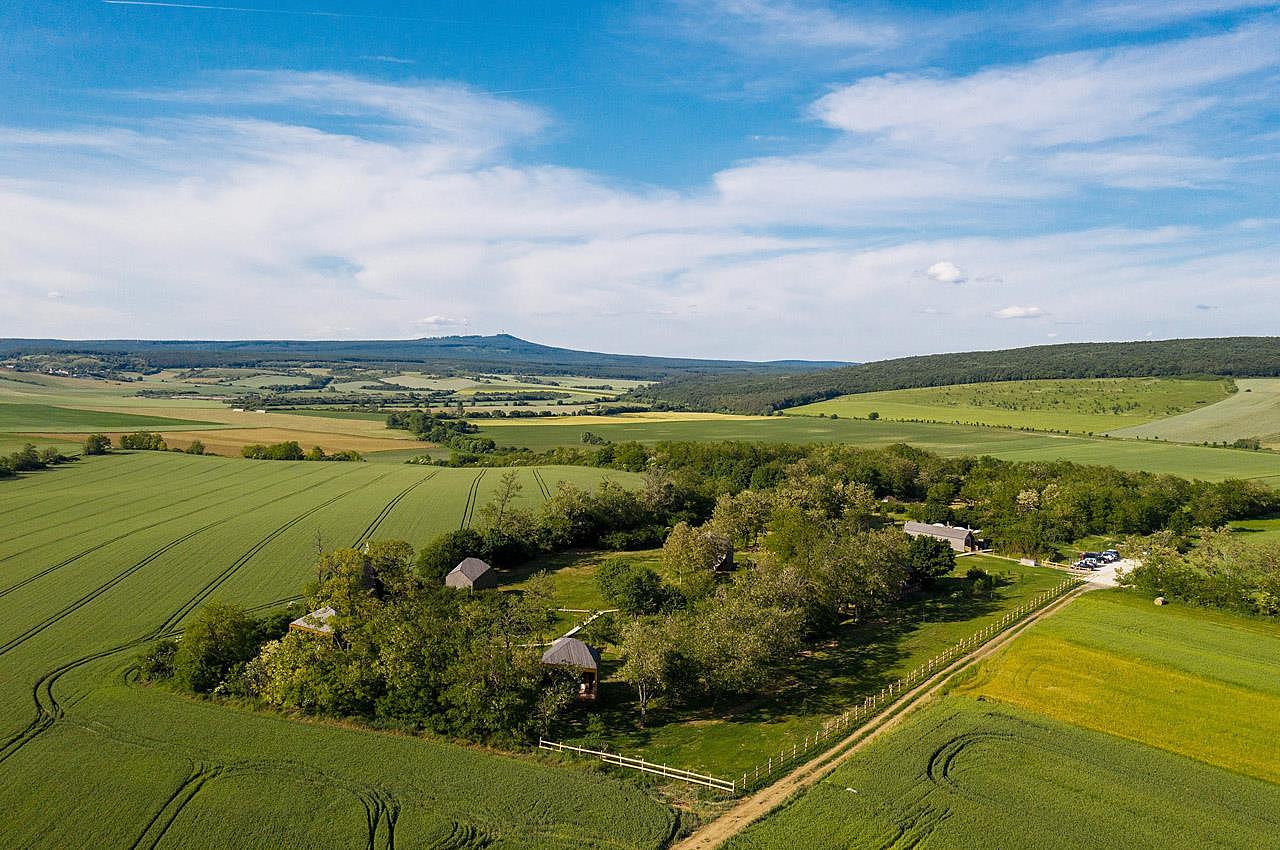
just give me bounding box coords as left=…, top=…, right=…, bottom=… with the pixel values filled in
left=0, top=453, right=669, bottom=849
left=1113, top=377, right=1280, bottom=448
left=788, top=377, right=1231, bottom=434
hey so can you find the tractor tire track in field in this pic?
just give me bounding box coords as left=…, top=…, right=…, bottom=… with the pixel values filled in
left=130, top=762, right=219, bottom=850
left=0, top=458, right=242, bottom=546
left=531, top=468, right=551, bottom=500
left=0, top=458, right=327, bottom=563
left=459, top=470, right=486, bottom=529
left=0, top=463, right=342, bottom=601
left=354, top=470, right=439, bottom=547
left=0, top=470, right=387, bottom=762
left=0, top=453, right=179, bottom=520
left=153, top=469, right=397, bottom=635
left=0, top=464, right=351, bottom=656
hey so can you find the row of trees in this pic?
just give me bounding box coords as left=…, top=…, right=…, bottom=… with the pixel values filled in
left=241, top=441, right=362, bottom=462
left=432, top=438, right=1278, bottom=557
left=83, top=432, right=207, bottom=456
left=0, top=443, right=75, bottom=478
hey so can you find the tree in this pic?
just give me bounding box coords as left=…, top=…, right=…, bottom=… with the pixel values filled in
left=618, top=619, right=673, bottom=723
left=596, top=558, right=676, bottom=615
left=707, top=490, right=771, bottom=549
left=185, top=440, right=206, bottom=455
left=477, top=469, right=523, bottom=531
left=662, top=522, right=720, bottom=602
left=416, top=529, right=485, bottom=582
left=83, top=433, right=110, bottom=456
left=904, top=535, right=955, bottom=587
left=172, top=602, right=264, bottom=693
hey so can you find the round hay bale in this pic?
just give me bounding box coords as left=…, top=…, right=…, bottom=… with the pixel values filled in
left=1153, top=596, right=1166, bottom=606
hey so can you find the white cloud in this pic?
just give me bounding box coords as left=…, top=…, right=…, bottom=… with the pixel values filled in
left=676, top=0, right=898, bottom=50
left=926, top=261, right=965, bottom=284
left=812, top=25, right=1278, bottom=150
left=993, top=305, right=1046, bottom=319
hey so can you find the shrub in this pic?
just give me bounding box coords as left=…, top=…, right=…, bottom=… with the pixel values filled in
left=137, top=639, right=178, bottom=681
left=83, top=433, right=111, bottom=455
left=172, top=602, right=266, bottom=693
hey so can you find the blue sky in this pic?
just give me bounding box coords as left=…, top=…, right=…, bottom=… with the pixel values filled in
left=1, top=1, right=1278, bottom=360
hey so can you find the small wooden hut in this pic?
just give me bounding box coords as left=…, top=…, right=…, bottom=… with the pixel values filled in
left=541, top=637, right=602, bottom=701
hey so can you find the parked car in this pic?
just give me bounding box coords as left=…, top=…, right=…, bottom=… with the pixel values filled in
left=1101, top=550, right=1121, bottom=562
left=1074, top=558, right=1101, bottom=570
left=1080, top=551, right=1103, bottom=561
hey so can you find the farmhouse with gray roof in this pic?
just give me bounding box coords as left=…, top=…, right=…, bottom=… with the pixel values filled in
left=903, top=521, right=982, bottom=552
left=445, top=557, right=498, bottom=591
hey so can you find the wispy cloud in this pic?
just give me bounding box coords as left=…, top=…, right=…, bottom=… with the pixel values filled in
left=993, top=305, right=1046, bottom=319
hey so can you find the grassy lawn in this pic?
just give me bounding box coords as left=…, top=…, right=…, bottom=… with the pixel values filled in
left=548, top=556, right=1064, bottom=779
left=788, top=377, right=1232, bottom=434
left=1228, top=515, right=1280, bottom=547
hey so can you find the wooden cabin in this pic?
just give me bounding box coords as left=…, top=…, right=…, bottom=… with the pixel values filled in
left=540, top=637, right=602, bottom=701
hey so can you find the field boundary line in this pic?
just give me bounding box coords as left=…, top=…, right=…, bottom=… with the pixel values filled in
left=670, top=579, right=1091, bottom=850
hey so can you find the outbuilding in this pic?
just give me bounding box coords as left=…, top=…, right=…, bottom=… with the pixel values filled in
left=444, top=557, right=498, bottom=591
left=903, top=521, right=982, bottom=553
left=541, top=636, right=602, bottom=701
left=288, top=606, right=336, bottom=637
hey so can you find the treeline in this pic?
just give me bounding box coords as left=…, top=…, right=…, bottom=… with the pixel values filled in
left=385, top=410, right=496, bottom=453
left=0, top=443, right=76, bottom=478
left=631, top=337, right=1280, bottom=414
left=1122, top=529, right=1279, bottom=616
left=415, top=438, right=1278, bottom=555
left=1, top=334, right=844, bottom=381
left=241, top=441, right=362, bottom=462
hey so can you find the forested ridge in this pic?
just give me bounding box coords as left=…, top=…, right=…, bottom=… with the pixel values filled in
left=632, top=337, right=1280, bottom=414
left=0, top=334, right=847, bottom=381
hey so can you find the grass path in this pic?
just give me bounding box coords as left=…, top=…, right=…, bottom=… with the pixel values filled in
left=671, top=582, right=1093, bottom=850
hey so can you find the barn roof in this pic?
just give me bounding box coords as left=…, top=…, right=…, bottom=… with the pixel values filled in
left=449, top=557, right=494, bottom=582
left=541, top=637, right=601, bottom=671
left=903, top=521, right=979, bottom=541
left=289, top=606, right=336, bottom=635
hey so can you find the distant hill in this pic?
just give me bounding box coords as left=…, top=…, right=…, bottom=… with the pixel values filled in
left=633, top=337, right=1280, bottom=414
left=0, top=334, right=849, bottom=382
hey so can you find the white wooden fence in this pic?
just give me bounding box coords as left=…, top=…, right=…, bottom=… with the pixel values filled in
left=538, top=739, right=735, bottom=793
